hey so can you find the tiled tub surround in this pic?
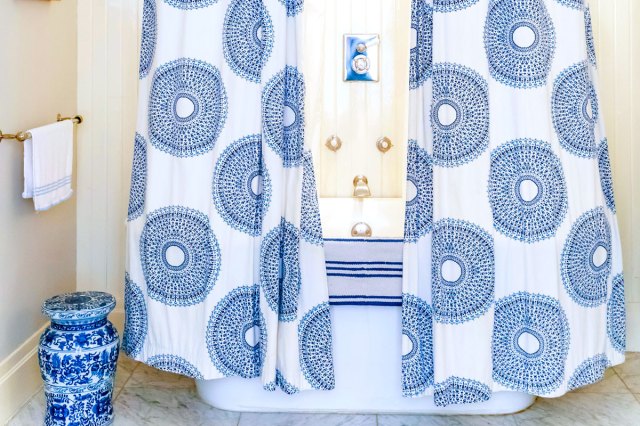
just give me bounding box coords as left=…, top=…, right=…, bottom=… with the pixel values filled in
left=8, top=352, right=640, bottom=425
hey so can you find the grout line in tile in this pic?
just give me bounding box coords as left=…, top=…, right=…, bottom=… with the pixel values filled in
left=6, top=385, right=44, bottom=425
left=114, top=361, right=139, bottom=401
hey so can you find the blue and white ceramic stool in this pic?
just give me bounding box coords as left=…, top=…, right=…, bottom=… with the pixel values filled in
left=39, top=292, right=120, bottom=426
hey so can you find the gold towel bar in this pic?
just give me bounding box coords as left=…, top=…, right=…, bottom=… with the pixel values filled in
left=0, top=114, right=83, bottom=143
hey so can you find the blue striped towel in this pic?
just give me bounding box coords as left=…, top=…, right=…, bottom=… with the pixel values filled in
left=324, top=238, right=403, bottom=306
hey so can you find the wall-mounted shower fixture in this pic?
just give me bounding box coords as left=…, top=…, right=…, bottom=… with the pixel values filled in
left=353, top=175, right=372, bottom=198
left=351, top=222, right=372, bottom=238
left=344, top=34, right=380, bottom=82
left=325, top=135, right=343, bottom=152
left=376, top=136, right=393, bottom=153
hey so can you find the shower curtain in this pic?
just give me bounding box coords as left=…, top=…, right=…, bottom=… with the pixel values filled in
left=403, top=0, right=626, bottom=405
left=123, top=0, right=335, bottom=393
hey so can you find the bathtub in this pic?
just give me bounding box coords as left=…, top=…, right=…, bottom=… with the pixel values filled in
left=196, top=305, right=535, bottom=414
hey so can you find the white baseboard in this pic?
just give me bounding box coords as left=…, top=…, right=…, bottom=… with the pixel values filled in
left=0, top=323, right=47, bottom=425
left=627, top=302, right=640, bottom=352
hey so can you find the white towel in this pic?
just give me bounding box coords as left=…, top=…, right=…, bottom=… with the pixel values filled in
left=22, top=120, right=74, bottom=211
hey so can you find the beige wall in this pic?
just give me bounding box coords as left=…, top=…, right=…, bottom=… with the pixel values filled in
left=76, top=0, right=640, bottom=348
left=0, top=0, right=78, bottom=361
left=0, top=0, right=77, bottom=421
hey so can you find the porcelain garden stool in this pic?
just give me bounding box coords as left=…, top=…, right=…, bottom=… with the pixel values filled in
left=39, top=292, right=120, bottom=426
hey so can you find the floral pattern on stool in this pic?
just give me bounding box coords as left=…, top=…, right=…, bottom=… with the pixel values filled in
left=39, top=292, right=119, bottom=426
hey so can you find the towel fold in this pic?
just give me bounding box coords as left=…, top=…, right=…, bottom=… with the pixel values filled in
left=22, top=120, right=74, bottom=211
left=324, top=238, right=404, bottom=306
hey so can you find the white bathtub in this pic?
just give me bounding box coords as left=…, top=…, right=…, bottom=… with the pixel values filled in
left=196, top=304, right=536, bottom=415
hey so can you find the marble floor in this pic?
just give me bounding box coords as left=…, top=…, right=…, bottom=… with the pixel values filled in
left=8, top=353, right=640, bottom=426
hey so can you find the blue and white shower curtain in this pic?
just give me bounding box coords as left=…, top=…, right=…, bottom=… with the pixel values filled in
left=403, top=0, right=625, bottom=405
left=123, top=0, right=335, bottom=393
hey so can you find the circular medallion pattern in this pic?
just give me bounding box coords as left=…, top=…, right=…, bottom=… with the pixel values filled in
left=265, top=369, right=300, bottom=395
left=207, top=285, right=267, bottom=378
left=301, top=151, right=323, bottom=245
left=122, top=274, right=147, bottom=358
left=140, top=206, right=221, bottom=306
left=279, top=0, right=304, bottom=17
left=567, top=354, right=610, bottom=391
left=163, top=0, right=219, bottom=10
left=147, top=354, right=204, bottom=379
left=555, top=0, right=584, bottom=10
left=585, top=7, right=597, bottom=67
left=213, top=134, right=272, bottom=236
left=409, top=0, right=433, bottom=89
left=128, top=133, right=147, bottom=221
left=561, top=207, right=611, bottom=307
left=431, top=63, right=489, bottom=167
left=262, top=66, right=305, bottom=167
left=431, top=219, right=494, bottom=324
left=607, top=274, right=626, bottom=353
left=404, top=140, right=433, bottom=243
left=488, top=139, right=568, bottom=243
left=484, top=0, right=556, bottom=88
left=598, top=139, right=616, bottom=213
left=402, top=293, right=434, bottom=397
left=434, top=377, right=491, bottom=407
left=260, top=219, right=300, bottom=321
left=223, top=0, right=274, bottom=83
left=149, top=58, right=228, bottom=158
left=140, top=0, right=157, bottom=79
left=492, top=292, right=570, bottom=395
left=433, top=0, right=479, bottom=12
left=552, top=62, right=599, bottom=157
left=298, top=303, right=335, bottom=390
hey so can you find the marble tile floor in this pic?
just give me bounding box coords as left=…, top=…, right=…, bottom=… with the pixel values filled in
left=8, top=353, right=640, bottom=426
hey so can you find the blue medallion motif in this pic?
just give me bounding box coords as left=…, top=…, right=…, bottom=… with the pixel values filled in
left=163, top=0, right=219, bottom=9
left=585, top=7, right=597, bottom=67
left=213, top=134, right=272, bottom=237
left=122, top=274, right=147, bottom=358
left=434, top=377, right=491, bottom=407
left=140, top=206, right=221, bottom=307
left=607, top=274, right=626, bottom=353
left=223, top=0, right=274, bottom=84
left=147, top=354, right=204, bottom=379
left=404, top=140, right=433, bottom=243
left=555, top=0, right=584, bottom=10
left=301, top=151, right=323, bottom=245
left=433, top=0, right=479, bottom=12
left=260, top=218, right=301, bottom=322
left=431, top=63, right=489, bottom=167
left=552, top=62, right=599, bottom=158
left=206, top=285, right=267, bottom=378
left=431, top=219, right=494, bottom=324
left=149, top=58, right=228, bottom=158
left=279, top=0, right=304, bottom=17
left=484, top=0, right=556, bottom=88
left=299, top=302, right=335, bottom=390
left=262, top=66, right=305, bottom=167
left=264, top=369, right=300, bottom=395
left=492, top=292, right=570, bottom=395
left=127, top=133, right=147, bottom=221
left=598, top=139, right=616, bottom=213
left=140, top=0, right=157, bottom=79
left=567, top=353, right=610, bottom=391
left=402, top=293, right=434, bottom=397
left=561, top=207, right=611, bottom=307
left=488, top=139, right=568, bottom=243
left=409, top=0, right=433, bottom=90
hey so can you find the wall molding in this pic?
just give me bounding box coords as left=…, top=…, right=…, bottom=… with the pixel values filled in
left=0, top=323, right=47, bottom=424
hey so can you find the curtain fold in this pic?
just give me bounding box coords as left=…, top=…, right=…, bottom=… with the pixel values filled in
left=124, top=0, right=334, bottom=393
left=402, top=0, right=626, bottom=406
